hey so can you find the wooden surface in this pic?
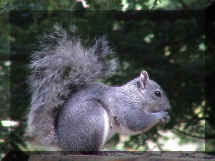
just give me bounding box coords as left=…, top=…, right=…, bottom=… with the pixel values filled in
left=29, top=152, right=215, bottom=161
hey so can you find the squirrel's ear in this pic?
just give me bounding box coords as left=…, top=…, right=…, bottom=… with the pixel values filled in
left=139, top=71, right=149, bottom=89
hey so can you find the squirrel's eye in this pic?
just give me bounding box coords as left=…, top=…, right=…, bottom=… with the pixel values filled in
left=154, top=91, right=161, bottom=97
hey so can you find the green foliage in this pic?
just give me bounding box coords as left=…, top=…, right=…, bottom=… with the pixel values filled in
left=0, top=61, right=10, bottom=159
left=0, top=0, right=211, bottom=12
left=0, top=61, right=10, bottom=119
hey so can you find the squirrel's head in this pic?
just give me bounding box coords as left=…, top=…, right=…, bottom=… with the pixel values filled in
left=136, top=71, right=171, bottom=113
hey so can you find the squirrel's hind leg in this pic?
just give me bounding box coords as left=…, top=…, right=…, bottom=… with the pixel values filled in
left=56, top=99, right=110, bottom=152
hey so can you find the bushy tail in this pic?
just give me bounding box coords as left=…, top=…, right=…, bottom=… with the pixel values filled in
left=26, top=27, right=118, bottom=146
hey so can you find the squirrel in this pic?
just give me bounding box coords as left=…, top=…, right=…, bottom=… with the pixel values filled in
left=26, top=28, right=171, bottom=151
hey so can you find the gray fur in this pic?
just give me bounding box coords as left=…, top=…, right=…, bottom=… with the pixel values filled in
left=27, top=29, right=117, bottom=146
left=27, top=29, right=171, bottom=151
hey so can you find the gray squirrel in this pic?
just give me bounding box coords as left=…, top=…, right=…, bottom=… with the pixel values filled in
left=27, top=29, right=171, bottom=151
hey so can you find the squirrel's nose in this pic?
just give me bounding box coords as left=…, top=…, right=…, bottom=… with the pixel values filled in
left=165, top=104, right=171, bottom=113
left=166, top=108, right=171, bottom=114
left=163, top=101, right=171, bottom=112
